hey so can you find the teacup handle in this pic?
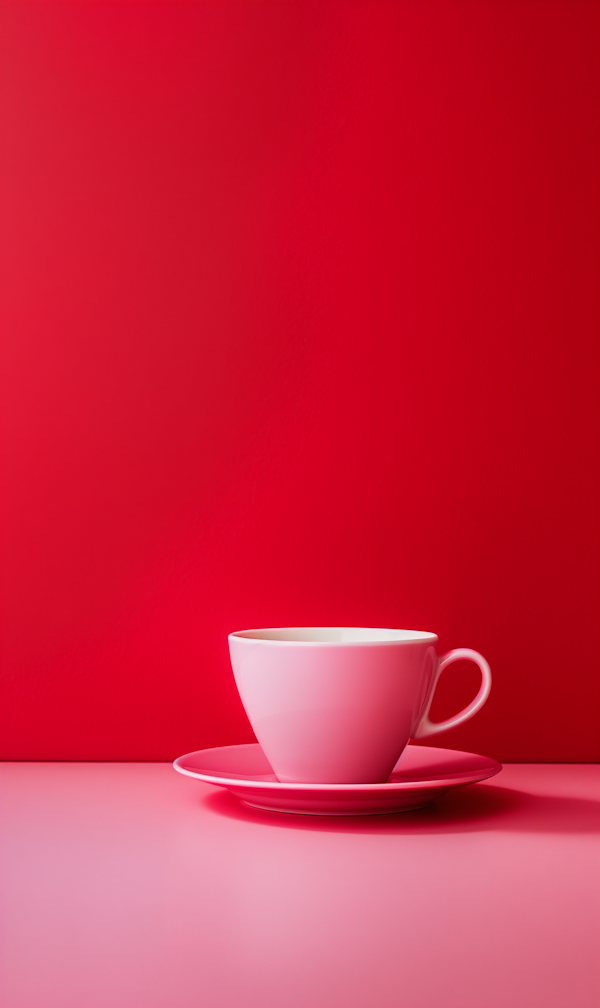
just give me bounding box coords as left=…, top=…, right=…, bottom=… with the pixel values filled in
left=412, top=648, right=492, bottom=739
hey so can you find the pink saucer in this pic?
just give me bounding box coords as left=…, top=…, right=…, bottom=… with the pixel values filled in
left=173, top=743, right=502, bottom=815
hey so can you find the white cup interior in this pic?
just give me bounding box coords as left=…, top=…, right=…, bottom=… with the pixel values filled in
left=230, top=627, right=437, bottom=643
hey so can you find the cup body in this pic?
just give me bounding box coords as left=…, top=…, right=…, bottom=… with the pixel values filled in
left=228, top=627, right=439, bottom=784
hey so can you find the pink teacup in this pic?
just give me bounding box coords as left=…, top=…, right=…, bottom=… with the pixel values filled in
left=228, top=627, right=492, bottom=784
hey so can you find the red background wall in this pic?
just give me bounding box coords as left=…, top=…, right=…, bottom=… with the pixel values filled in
left=1, top=0, right=598, bottom=762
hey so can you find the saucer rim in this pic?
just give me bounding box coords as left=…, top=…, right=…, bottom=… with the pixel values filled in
left=173, top=743, right=502, bottom=792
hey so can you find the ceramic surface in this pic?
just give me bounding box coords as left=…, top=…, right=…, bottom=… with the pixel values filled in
left=228, top=627, right=492, bottom=784
left=173, top=742, right=502, bottom=815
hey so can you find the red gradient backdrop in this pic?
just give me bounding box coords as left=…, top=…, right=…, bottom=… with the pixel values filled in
left=1, top=1, right=598, bottom=762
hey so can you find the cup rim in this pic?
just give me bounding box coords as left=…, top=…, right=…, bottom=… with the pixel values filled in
left=228, top=627, right=438, bottom=645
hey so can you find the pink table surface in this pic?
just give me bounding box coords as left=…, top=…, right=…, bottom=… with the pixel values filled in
left=1, top=760, right=598, bottom=1008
